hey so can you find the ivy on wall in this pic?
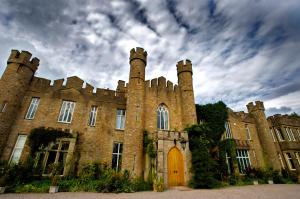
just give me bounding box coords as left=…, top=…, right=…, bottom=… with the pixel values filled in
left=28, top=127, right=73, bottom=155
left=143, top=130, right=156, bottom=183
left=187, top=101, right=237, bottom=188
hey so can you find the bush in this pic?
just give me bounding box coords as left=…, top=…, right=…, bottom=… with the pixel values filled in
left=13, top=180, right=50, bottom=193
left=4, top=158, right=35, bottom=186
left=79, top=162, right=101, bottom=181
left=131, top=177, right=152, bottom=192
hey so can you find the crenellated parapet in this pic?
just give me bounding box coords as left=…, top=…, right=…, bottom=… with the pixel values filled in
left=247, top=101, right=265, bottom=113
left=7, top=50, right=39, bottom=72
left=268, top=114, right=300, bottom=126
left=176, top=59, right=192, bottom=75
left=145, top=77, right=179, bottom=94
left=129, top=47, right=147, bottom=65
left=29, top=76, right=127, bottom=102
left=116, top=80, right=127, bottom=97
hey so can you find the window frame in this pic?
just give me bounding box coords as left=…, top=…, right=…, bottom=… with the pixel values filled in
left=278, top=153, right=285, bottom=169
left=115, top=109, right=126, bottom=130
left=157, top=105, right=169, bottom=130
left=236, top=149, right=251, bottom=174
left=245, top=125, right=251, bottom=140
left=1, top=101, right=7, bottom=113
left=88, top=106, right=98, bottom=127
left=111, top=142, right=123, bottom=171
left=295, top=152, right=300, bottom=167
left=58, top=100, right=76, bottom=123
left=285, top=127, right=292, bottom=141
left=289, top=128, right=296, bottom=141
left=224, top=122, right=232, bottom=139
left=284, top=152, right=296, bottom=170
left=270, top=128, right=277, bottom=142
left=37, top=139, right=72, bottom=176
left=9, top=135, right=27, bottom=164
left=275, top=128, right=285, bottom=142
left=25, top=97, right=40, bottom=120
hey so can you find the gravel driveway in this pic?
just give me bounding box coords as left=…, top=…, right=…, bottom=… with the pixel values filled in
left=0, top=184, right=299, bottom=199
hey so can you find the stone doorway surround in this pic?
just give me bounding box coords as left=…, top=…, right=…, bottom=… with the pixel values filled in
left=155, top=130, right=191, bottom=188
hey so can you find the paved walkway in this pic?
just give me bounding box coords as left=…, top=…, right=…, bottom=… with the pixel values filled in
left=0, top=184, right=299, bottom=199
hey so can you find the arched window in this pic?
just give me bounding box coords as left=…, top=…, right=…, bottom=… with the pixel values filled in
left=157, top=105, right=169, bottom=130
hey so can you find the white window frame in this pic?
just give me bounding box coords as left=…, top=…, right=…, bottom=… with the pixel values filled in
left=157, top=105, right=169, bottom=130
left=270, top=128, right=277, bottom=142
left=278, top=153, right=285, bottom=169
left=58, top=101, right=76, bottom=123
left=224, top=122, right=232, bottom=139
left=284, top=152, right=296, bottom=170
left=25, top=97, right=40, bottom=119
left=112, top=142, right=123, bottom=171
left=1, top=101, right=7, bottom=112
left=116, top=109, right=126, bottom=130
left=236, top=149, right=251, bottom=174
left=289, top=128, right=296, bottom=141
left=9, top=135, right=27, bottom=164
left=245, top=125, right=251, bottom=140
left=88, top=106, right=97, bottom=127
left=275, top=128, right=285, bottom=142
left=285, top=127, right=292, bottom=141
left=295, top=152, right=300, bottom=167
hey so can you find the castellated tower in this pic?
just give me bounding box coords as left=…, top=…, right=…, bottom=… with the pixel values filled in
left=0, top=50, right=39, bottom=156
left=247, top=101, right=281, bottom=170
left=177, top=59, right=197, bottom=127
left=123, top=47, right=147, bottom=176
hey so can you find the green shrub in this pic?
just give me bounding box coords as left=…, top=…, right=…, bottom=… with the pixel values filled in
left=13, top=180, right=50, bottom=193
left=131, top=177, right=152, bottom=192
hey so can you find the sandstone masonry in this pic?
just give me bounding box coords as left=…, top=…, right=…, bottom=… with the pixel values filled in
left=0, top=48, right=299, bottom=186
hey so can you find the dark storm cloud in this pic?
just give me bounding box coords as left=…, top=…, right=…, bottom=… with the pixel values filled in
left=266, top=106, right=293, bottom=116
left=0, top=0, right=299, bottom=115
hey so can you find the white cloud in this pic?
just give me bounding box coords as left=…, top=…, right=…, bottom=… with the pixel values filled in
left=0, top=0, right=299, bottom=115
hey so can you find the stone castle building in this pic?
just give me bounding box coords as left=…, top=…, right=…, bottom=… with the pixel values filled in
left=0, top=48, right=299, bottom=186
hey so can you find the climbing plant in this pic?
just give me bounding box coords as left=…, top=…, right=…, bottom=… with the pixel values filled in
left=28, top=127, right=73, bottom=156
left=143, top=130, right=156, bottom=183
left=187, top=101, right=237, bottom=188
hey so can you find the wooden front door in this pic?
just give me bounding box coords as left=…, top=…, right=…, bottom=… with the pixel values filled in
left=168, top=147, right=184, bottom=186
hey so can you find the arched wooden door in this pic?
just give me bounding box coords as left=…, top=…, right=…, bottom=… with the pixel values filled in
left=168, top=147, right=184, bottom=186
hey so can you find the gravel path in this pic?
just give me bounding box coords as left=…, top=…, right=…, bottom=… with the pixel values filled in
left=0, top=184, right=299, bottom=199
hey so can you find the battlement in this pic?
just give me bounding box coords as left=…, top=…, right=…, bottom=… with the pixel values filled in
left=247, top=101, right=265, bottom=113
left=176, top=59, right=192, bottom=75
left=29, top=76, right=126, bottom=102
left=116, top=80, right=127, bottom=97
left=129, top=47, right=147, bottom=65
left=145, top=77, right=177, bottom=92
left=7, top=50, right=39, bottom=72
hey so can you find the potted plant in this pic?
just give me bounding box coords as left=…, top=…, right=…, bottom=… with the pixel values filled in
left=48, top=163, right=61, bottom=194
left=0, top=175, right=7, bottom=194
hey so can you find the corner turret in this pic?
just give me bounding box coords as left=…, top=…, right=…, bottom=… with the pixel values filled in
left=7, top=50, right=39, bottom=72
left=247, top=101, right=281, bottom=170
left=0, top=50, right=39, bottom=156
left=123, top=47, right=147, bottom=177
left=129, top=47, right=147, bottom=65
left=176, top=59, right=196, bottom=127
left=177, top=59, right=192, bottom=76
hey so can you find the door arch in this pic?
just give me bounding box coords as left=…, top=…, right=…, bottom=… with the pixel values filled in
left=168, top=147, right=184, bottom=186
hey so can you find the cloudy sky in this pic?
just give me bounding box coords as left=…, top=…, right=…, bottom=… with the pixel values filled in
left=0, top=0, right=299, bottom=116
